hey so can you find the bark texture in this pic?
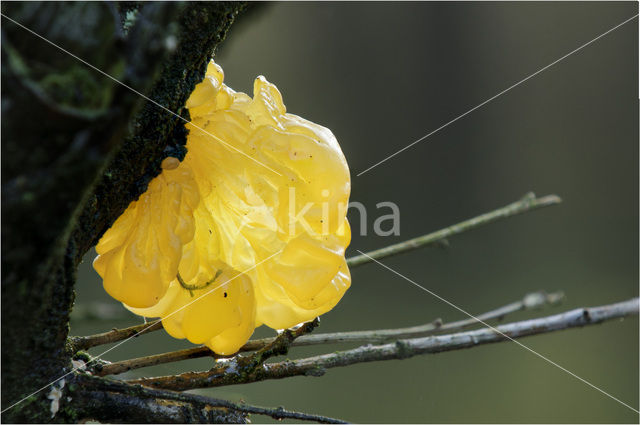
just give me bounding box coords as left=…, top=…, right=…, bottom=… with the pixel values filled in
left=1, top=2, right=246, bottom=422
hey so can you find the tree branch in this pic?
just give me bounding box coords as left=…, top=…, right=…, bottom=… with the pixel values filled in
left=70, top=191, right=562, bottom=352
left=70, top=320, right=163, bottom=352
left=347, top=192, right=561, bottom=268
left=96, top=290, right=564, bottom=376
left=124, top=297, right=639, bottom=391
left=64, top=322, right=347, bottom=423
left=66, top=373, right=346, bottom=424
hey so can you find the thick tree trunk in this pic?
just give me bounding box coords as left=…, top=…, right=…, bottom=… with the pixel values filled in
left=1, top=2, right=246, bottom=422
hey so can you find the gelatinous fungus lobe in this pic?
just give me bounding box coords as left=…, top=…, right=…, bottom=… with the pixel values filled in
left=94, top=61, right=351, bottom=354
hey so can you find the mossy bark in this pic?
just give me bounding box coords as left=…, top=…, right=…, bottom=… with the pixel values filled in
left=1, top=2, right=246, bottom=422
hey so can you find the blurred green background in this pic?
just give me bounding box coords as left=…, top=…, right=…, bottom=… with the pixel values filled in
left=72, top=2, right=639, bottom=423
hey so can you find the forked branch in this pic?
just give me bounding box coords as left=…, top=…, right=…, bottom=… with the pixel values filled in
left=96, top=290, right=564, bottom=376
left=125, top=297, right=639, bottom=391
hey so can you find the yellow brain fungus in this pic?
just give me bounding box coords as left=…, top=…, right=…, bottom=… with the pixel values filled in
left=93, top=60, right=351, bottom=354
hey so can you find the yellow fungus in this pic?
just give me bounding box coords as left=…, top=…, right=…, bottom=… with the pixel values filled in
left=93, top=60, right=351, bottom=354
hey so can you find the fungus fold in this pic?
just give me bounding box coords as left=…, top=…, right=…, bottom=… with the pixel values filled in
left=93, top=60, right=351, bottom=354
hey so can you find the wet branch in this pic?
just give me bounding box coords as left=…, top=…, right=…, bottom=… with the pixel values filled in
left=96, top=290, right=564, bottom=376
left=124, top=297, right=639, bottom=391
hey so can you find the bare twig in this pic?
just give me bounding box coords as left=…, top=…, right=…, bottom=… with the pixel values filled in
left=347, top=192, right=561, bottom=268
left=125, top=297, right=639, bottom=391
left=71, top=373, right=347, bottom=424
left=69, top=321, right=162, bottom=352
left=94, top=344, right=210, bottom=376
left=286, top=290, right=565, bottom=345
left=70, top=192, right=562, bottom=353
left=97, top=290, right=563, bottom=376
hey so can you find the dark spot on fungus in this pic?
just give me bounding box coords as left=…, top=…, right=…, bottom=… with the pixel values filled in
left=223, top=292, right=228, bottom=298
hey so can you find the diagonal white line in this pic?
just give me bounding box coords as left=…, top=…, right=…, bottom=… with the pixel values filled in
left=356, top=250, right=640, bottom=414
left=0, top=13, right=283, bottom=177
left=0, top=250, right=282, bottom=414
left=357, top=13, right=639, bottom=177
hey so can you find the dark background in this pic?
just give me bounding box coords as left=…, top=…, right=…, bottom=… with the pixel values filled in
left=72, top=2, right=639, bottom=422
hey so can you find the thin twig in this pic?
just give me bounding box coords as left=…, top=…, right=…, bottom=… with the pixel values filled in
left=97, top=290, right=564, bottom=376
left=347, top=192, right=562, bottom=268
left=71, top=192, right=562, bottom=352
left=69, top=321, right=162, bottom=352
left=125, top=297, right=639, bottom=391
